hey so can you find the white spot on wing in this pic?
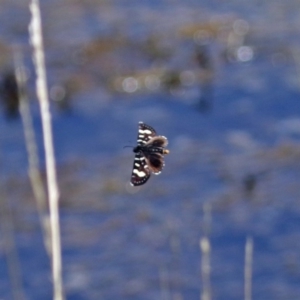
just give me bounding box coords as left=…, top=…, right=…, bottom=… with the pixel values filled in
left=139, top=129, right=152, bottom=134
left=133, top=169, right=146, bottom=177
left=134, top=163, right=140, bottom=167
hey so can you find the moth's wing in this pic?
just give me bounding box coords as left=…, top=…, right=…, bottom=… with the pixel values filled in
left=137, top=122, right=157, bottom=145
left=143, top=136, right=168, bottom=174
left=145, top=136, right=168, bottom=148
left=144, top=152, right=165, bottom=175
left=130, top=152, right=151, bottom=186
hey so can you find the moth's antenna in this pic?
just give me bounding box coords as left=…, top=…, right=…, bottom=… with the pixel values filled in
left=123, top=141, right=134, bottom=149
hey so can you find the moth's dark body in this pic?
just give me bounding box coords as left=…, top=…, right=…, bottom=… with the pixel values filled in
left=130, top=122, right=169, bottom=186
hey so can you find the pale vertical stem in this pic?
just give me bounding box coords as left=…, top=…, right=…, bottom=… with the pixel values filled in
left=159, top=267, right=171, bottom=300
left=0, top=187, right=27, bottom=300
left=200, top=203, right=212, bottom=300
left=167, top=218, right=181, bottom=300
left=200, top=237, right=211, bottom=300
left=291, top=49, right=300, bottom=89
left=28, top=1, right=64, bottom=300
left=244, top=236, right=253, bottom=300
left=14, top=49, right=51, bottom=256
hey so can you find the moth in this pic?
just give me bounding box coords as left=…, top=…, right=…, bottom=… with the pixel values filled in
left=130, top=122, right=169, bottom=186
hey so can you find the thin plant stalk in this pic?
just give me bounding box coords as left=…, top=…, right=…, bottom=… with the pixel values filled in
left=168, top=218, right=182, bottom=299
left=244, top=236, right=253, bottom=300
left=200, top=203, right=212, bottom=300
left=200, top=237, right=211, bottom=300
left=28, top=1, right=64, bottom=299
left=0, top=186, right=27, bottom=300
left=159, top=266, right=171, bottom=300
left=14, top=48, right=51, bottom=256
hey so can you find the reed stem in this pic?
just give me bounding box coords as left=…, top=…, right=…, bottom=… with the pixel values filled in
left=28, top=1, right=64, bottom=299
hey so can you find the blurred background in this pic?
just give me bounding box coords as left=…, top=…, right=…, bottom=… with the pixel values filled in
left=1, top=0, right=300, bottom=299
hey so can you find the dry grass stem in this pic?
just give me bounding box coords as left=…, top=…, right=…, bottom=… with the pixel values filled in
left=200, top=237, right=211, bottom=300
left=14, top=48, right=51, bottom=256
left=28, top=0, right=64, bottom=299
left=159, top=267, right=171, bottom=300
left=244, top=236, right=253, bottom=300
left=200, top=202, right=212, bottom=300
left=0, top=187, right=27, bottom=300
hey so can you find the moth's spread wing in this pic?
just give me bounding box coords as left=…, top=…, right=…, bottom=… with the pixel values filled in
left=145, top=136, right=168, bottom=148
left=144, top=152, right=165, bottom=174
left=130, top=152, right=151, bottom=186
left=137, top=122, right=157, bottom=146
left=143, top=136, right=168, bottom=174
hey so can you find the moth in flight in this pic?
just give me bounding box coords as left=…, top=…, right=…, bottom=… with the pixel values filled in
left=130, top=122, right=169, bottom=186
